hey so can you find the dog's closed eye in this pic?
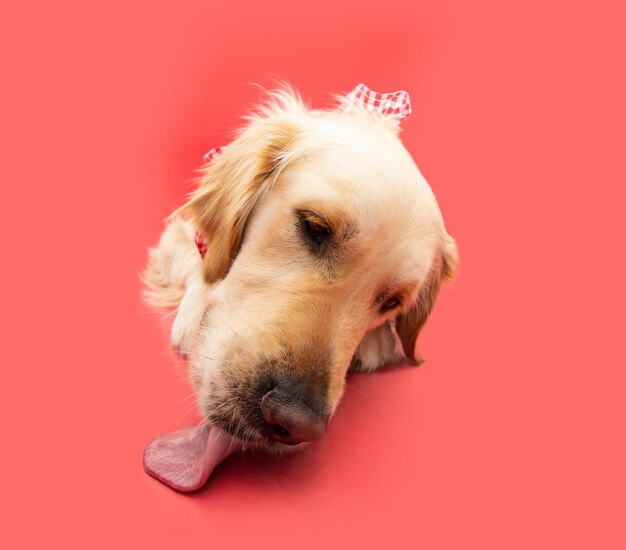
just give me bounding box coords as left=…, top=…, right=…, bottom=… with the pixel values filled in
left=297, top=210, right=332, bottom=252
left=380, top=296, right=401, bottom=312
left=304, top=218, right=330, bottom=244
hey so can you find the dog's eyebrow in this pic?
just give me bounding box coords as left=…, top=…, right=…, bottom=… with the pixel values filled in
left=340, top=221, right=358, bottom=242
left=374, top=286, right=391, bottom=305
left=297, top=208, right=330, bottom=225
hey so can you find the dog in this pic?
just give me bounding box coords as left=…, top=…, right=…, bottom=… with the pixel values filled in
left=143, top=84, right=457, bottom=450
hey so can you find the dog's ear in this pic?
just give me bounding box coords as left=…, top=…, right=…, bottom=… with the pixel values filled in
left=395, top=233, right=458, bottom=364
left=177, top=113, right=300, bottom=284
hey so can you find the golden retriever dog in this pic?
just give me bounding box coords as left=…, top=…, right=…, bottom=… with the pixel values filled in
left=143, top=85, right=457, bottom=450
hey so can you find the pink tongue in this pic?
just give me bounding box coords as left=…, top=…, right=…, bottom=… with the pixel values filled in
left=143, top=424, right=240, bottom=492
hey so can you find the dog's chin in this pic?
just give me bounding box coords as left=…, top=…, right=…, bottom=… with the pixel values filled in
left=262, top=437, right=307, bottom=454
left=207, top=418, right=306, bottom=454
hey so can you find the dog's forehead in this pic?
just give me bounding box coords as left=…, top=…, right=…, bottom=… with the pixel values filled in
left=304, top=114, right=415, bottom=175
left=280, top=124, right=442, bottom=234
left=285, top=115, right=439, bottom=210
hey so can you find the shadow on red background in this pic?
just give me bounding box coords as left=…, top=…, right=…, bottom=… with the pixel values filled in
left=1, top=0, right=625, bottom=548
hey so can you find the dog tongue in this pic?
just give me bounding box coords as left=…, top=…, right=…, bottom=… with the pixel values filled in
left=143, top=424, right=239, bottom=492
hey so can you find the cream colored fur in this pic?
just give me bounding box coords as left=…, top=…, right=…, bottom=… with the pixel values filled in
left=143, top=85, right=457, bottom=444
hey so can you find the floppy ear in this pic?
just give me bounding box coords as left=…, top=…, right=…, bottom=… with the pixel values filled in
left=176, top=115, right=299, bottom=284
left=395, top=233, right=458, bottom=364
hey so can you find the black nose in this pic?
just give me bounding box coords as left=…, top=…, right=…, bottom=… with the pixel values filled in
left=260, top=389, right=328, bottom=445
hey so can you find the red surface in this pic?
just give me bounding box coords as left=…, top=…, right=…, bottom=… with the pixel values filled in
left=2, top=0, right=625, bottom=548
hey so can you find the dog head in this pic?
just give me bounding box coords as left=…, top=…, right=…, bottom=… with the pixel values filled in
left=171, top=87, right=457, bottom=449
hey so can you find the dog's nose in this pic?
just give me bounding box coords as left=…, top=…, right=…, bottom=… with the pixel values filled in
left=260, top=389, right=328, bottom=445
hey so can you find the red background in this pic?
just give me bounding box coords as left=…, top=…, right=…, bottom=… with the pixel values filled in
left=2, top=0, right=625, bottom=548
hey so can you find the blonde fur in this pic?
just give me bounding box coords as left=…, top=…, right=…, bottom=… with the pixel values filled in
left=144, top=84, right=457, bottom=447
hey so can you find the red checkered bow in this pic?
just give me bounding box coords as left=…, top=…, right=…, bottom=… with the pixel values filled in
left=202, top=146, right=223, bottom=163
left=194, top=83, right=411, bottom=257
left=194, top=232, right=207, bottom=259
left=195, top=148, right=224, bottom=257
left=340, top=83, right=412, bottom=122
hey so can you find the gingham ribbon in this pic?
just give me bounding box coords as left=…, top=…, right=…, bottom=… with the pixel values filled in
left=194, top=232, right=207, bottom=259
left=340, top=83, right=411, bottom=122
left=202, top=146, right=223, bottom=163
left=194, top=83, right=411, bottom=257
